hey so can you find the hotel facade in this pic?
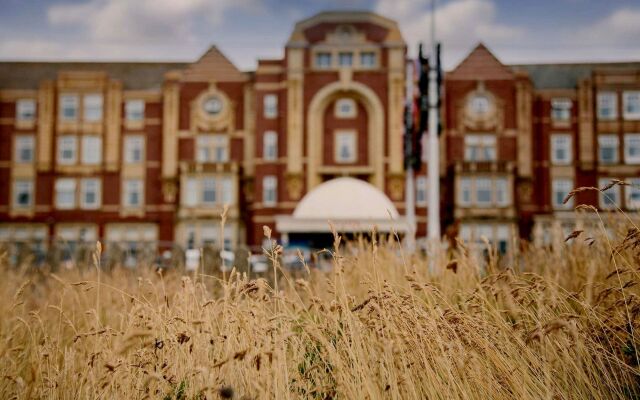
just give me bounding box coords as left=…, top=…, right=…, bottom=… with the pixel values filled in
left=1, top=11, right=640, bottom=261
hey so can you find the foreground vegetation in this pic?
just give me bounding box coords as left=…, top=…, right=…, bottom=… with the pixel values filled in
left=2, top=223, right=640, bottom=399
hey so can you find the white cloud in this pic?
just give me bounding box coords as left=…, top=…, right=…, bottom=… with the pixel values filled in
left=577, top=7, right=640, bottom=46
left=375, top=0, right=524, bottom=66
left=48, top=0, right=262, bottom=45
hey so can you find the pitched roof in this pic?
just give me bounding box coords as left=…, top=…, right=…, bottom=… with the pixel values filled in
left=0, top=61, right=187, bottom=90
left=510, top=62, right=640, bottom=89
left=181, top=46, right=246, bottom=82
left=447, top=43, right=514, bottom=81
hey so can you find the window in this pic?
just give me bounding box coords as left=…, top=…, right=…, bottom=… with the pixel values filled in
left=13, top=179, right=33, bottom=208
left=263, top=175, right=277, bottom=206
left=598, top=135, right=619, bottom=164
left=263, top=94, right=278, bottom=119
left=338, top=52, right=353, bottom=67
left=80, top=178, right=101, bottom=209
left=184, top=178, right=198, bottom=207
left=14, top=135, right=34, bottom=163
left=625, top=178, right=640, bottom=210
left=335, top=98, right=356, bottom=118
left=123, top=179, right=143, bottom=207
left=624, top=134, right=640, bottom=164
left=464, top=135, right=496, bottom=161
left=81, top=136, right=102, bottom=165
left=83, top=94, right=103, bottom=122
left=55, top=178, right=76, bottom=209
left=334, top=130, right=357, bottom=163
left=360, top=52, right=376, bottom=68
left=459, top=178, right=472, bottom=206
left=470, top=95, right=490, bottom=115
left=550, top=134, right=572, bottom=165
left=552, top=178, right=573, bottom=209
left=495, top=177, right=509, bottom=206
left=263, top=131, right=278, bottom=161
left=475, top=178, right=492, bottom=206
left=57, top=136, right=77, bottom=164
left=315, top=52, right=332, bottom=68
left=196, top=134, right=228, bottom=163
left=125, top=99, right=145, bottom=121
left=16, top=99, right=36, bottom=121
left=124, top=135, right=145, bottom=164
left=59, top=94, right=79, bottom=121
left=597, top=92, right=617, bottom=120
left=551, top=98, right=572, bottom=122
left=202, top=178, right=217, bottom=204
left=623, top=91, right=640, bottom=120
left=221, top=177, right=233, bottom=205
left=416, top=176, right=427, bottom=206
left=598, top=178, right=620, bottom=210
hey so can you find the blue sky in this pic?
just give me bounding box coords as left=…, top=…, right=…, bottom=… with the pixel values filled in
left=0, top=0, right=639, bottom=70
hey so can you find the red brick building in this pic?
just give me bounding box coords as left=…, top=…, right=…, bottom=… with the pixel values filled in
left=1, top=11, right=639, bottom=262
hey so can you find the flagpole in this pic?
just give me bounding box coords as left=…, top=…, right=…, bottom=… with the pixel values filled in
left=427, top=0, right=441, bottom=244
left=405, top=60, right=416, bottom=251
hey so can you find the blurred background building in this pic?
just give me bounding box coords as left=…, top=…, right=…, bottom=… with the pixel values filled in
left=0, top=10, right=639, bottom=265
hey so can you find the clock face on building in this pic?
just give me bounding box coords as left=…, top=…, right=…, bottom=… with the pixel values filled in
left=203, top=96, right=223, bottom=116
left=469, top=94, right=490, bottom=115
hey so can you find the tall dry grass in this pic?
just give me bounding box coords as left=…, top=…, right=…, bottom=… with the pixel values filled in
left=1, top=223, right=640, bottom=399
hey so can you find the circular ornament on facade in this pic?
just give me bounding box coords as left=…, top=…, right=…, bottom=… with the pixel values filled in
left=469, top=94, right=490, bottom=115
left=203, top=95, right=223, bottom=116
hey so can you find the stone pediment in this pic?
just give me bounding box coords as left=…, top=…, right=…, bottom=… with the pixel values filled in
left=448, top=43, right=514, bottom=81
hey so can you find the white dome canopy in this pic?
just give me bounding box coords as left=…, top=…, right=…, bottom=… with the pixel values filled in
left=293, top=177, right=399, bottom=220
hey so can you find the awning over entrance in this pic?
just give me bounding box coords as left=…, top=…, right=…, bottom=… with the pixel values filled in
left=275, top=177, right=409, bottom=234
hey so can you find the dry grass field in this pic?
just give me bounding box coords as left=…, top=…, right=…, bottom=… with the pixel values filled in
left=2, top=220, right=640, bottom=399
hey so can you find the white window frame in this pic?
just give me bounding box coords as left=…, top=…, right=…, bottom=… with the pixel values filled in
left=551, top=98, right=572, bottom=122
left=598, top=178, right=621, bottom=210
left=221, top=177, right=233, bottom=205
left=624, top=134, right=640, bottom=164
left=625, top=178, right=640, bottom=210
left=464, top=135, right=496, bottom=162
left=475, top=177, right=493, bottom=207
left=598, top=134, right=619, bottom=164
left=263, top=94, right=278, bottom=119
left=552, top=178, right=573, bottom=209
left=196, top=134, right=228, bottom=163
left=13, top=179, right=34, bottom=208
left=124, top=135, right=145, bottom=164
left=57, top=136, right=77, bottom=165
left=14, top=135, right=35, bottom=163
left=125, top=99, right=145, bottom=121
left=263, top=131, right=278, bottom=161
left=55, top=178, right=76, bottom=209
left=263, top=175, right=277, bottom=207
left=597, top=92, right=617, bottom=120
left=334, top=130, right=357, bottom=163
left=202, top=177, right=217, bottom=205
left=183, top=178, right=198, bottom=207
left=122, top=179, right=143, bottom=208
left=416, top=176, right=427, bottom=207
left=81, top=136, right=102, bottom=165
left=59, top=94, right=79, bottom=121
left=80, top=178, right=101, bottom=209
left=459, top=177, right=472, bottom=206
left=495, top=177, right=509, bottom=206
left=335, top=98, right=357, bottom=118
left=623, top=91, right=640, bottom=120
left=16, top=99, right=36, bottom=121
left=550, top=134, right=572, bottom=165
left=83, top=94, right=103, bottom=122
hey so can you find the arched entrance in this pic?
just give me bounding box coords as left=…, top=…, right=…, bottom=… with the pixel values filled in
left=306, top=80, right=385, bottom=191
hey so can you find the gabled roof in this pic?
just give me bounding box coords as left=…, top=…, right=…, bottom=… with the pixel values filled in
left=181, top=46, right=246, bottom=82
left=0, top=62, right=187, bottom=90
left=448, top=43, right=515, bottom=81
